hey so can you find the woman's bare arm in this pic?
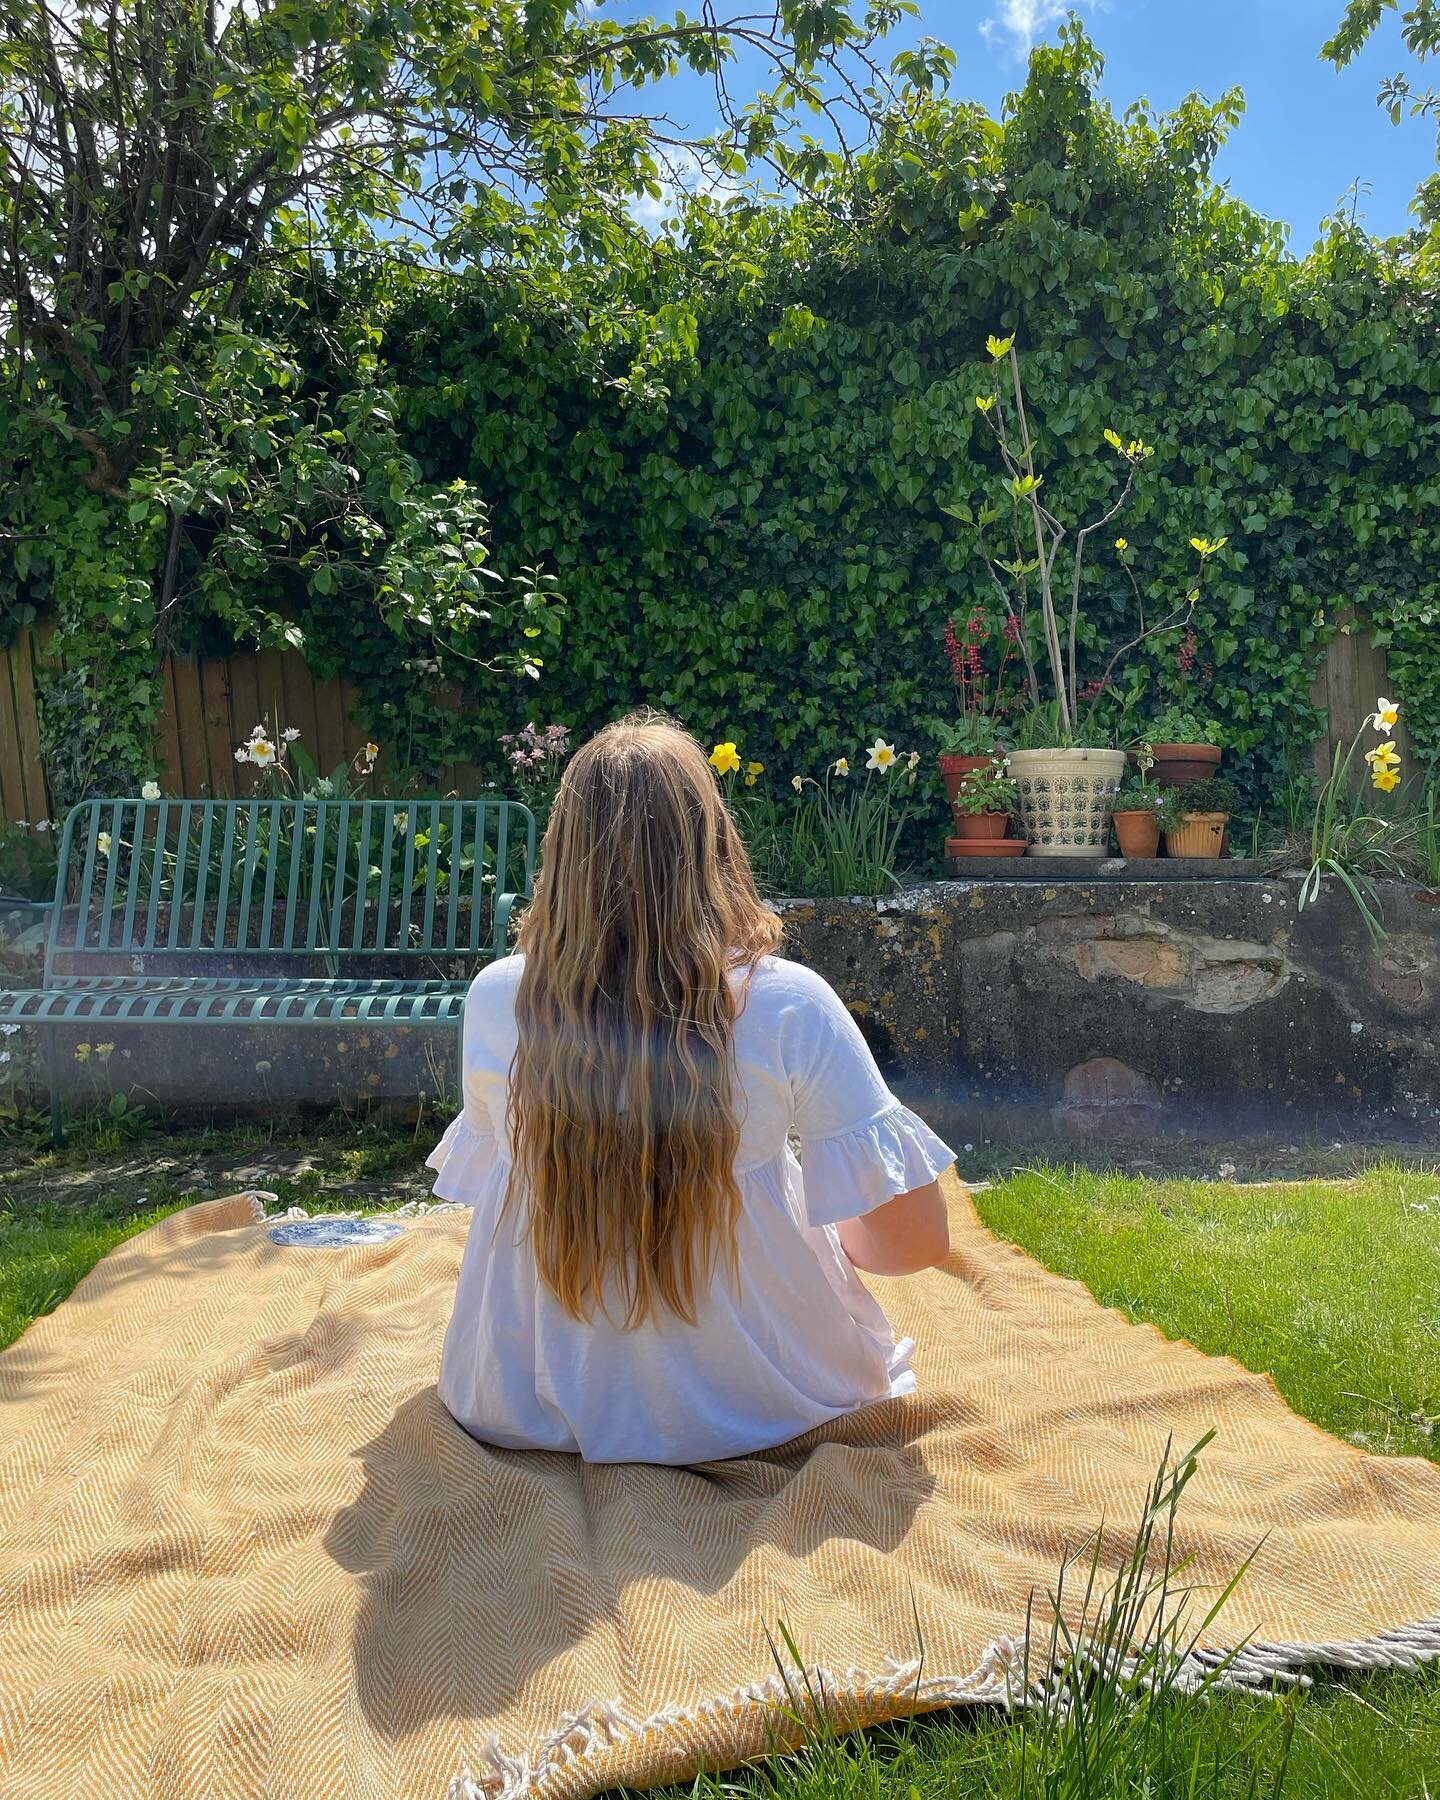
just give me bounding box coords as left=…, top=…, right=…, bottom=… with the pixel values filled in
left=836, top=1179, right=950, bottom=1276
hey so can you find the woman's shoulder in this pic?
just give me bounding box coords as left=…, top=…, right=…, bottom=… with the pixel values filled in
left=463, top=953, right=525, bottom=1035
left=745, top=954, right=844, bottom=1015
left=469, top=951, right=525, bottom=996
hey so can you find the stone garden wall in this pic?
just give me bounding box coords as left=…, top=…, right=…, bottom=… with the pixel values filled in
left=9, top=877, right=1437, bottom=1143
left=779, top=878, right=1440, bottom=1145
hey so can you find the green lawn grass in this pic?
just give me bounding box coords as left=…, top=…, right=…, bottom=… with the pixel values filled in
left=2, top=1144, right=1437, bottom=1796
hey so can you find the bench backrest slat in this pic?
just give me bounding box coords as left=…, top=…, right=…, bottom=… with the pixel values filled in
left=46, top=797, right=535, bottom=971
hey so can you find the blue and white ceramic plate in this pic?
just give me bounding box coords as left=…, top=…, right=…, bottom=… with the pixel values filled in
left=268, top=1217, right=406, bottom=1248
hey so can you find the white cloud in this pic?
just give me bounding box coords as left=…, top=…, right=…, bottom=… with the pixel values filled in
left=625, top=148, right=743, bottom=233
left=981, top=0, right=1095, bottom=60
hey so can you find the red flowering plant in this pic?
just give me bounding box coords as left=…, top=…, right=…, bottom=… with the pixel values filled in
left=1141, top=624, right=1224, bottom=746
left=938, top=604, right=1024, bottom=756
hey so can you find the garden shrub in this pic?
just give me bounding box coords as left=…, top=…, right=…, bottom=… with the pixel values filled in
left=4, top=29, right=1438, bottom=808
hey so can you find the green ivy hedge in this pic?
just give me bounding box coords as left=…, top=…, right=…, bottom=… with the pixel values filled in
left=7, top=34, right=1438, bottom=817
left=351, top=44, right=1439, bottom=804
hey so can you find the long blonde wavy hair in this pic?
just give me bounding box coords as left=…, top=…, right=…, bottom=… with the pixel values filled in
left=505, top=711, right=784, bottom=1327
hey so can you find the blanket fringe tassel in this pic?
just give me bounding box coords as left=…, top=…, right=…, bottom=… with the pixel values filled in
left=445, top=1617, right=1440, bottom=1800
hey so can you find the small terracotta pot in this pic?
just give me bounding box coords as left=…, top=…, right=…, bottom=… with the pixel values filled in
left=1148, top=743, right=1222, bottom=788
left=1165, top=811, right=1228, bottom=858
left=938, top=752, right=1002, bottom=804
left=1112, top=809, right=1161, bottom=859
left=945, top=837, right=1027, bottom=859
left=955, top=810, right=1010, bottom=841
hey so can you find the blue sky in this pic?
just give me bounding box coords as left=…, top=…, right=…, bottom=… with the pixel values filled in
left=627, top=0, right=1433, bottom=244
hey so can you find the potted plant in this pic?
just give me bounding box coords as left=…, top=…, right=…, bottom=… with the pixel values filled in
left=1110, top=780, right=1178, bottom=859
left=1137, top=626, right=1226, bottom=785
left=951, top=334, right=1225, bottom=859
left=1140, top=708, right=1223, bottom=786
left=949, top=757, right=1018, bottom=839
left=945, top=759, right=1027, bottom=861
left=1164, top=777, right=1240, bottom=859
left=937, top=608, right=1018, bottom=803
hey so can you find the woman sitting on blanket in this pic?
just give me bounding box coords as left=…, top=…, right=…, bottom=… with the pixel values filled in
left=428, top=711, right=956, bottom=1464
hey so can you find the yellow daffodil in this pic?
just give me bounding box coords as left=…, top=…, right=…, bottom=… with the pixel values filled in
left=1373, top=768, right=1401, bottom=793
left=95, top=1042, right=115, bottom=1059
left=1371, top=696, right=1399, bottom=732
left=1114, top=536, right=1128, bottom=552
left=709, top=742, right=741, bottom=776
left=74, top=1042, right=91, bottom=1063
left=744, top=760, right=764, bottom=787
left=1364, top=741, right=1401, bottom=774
left=985, top=333, right=1015, bottom=359
left=866, top=739, right=897, bottom=772
left=832, top=757, right=850, bottom=778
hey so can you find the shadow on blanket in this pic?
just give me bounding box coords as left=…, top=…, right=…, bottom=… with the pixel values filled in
left=325, top=1387, right=937, bottom=1733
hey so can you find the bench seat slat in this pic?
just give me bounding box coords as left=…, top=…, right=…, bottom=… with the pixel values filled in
left=0, top=976, right=469, bottom=1026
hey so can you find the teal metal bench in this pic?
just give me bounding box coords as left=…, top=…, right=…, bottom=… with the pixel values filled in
left=0, top=796, right=535, bottom=1142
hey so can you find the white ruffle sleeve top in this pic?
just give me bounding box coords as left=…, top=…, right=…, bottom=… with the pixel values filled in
left=427, top=952, right=955, bottom=1464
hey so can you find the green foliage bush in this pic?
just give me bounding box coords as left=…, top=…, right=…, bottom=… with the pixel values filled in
left=5, top=28, right=1439, bottom=815
left=367, top=34, right=1440, bottom=799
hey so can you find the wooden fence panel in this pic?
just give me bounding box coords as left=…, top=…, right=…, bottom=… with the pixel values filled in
left=1309, top=616, right=1410, bottom=779
left=0, top=627, right=47, bottom=825
left=0, top=618, right=1409, bottom=829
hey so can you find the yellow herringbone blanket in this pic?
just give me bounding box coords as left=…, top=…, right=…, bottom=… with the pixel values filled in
left=2, top=1180, right=1438, bottom=1799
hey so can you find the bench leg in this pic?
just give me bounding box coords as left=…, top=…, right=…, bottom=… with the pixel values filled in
left=43, top=1025, right=65, bottom=1148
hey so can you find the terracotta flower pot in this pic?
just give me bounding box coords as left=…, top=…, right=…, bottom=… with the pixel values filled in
left=1148, top=743, right=1222, bottom=788
left=1007, top=748, right=1127, bottom=858
left=1112, top=809, right=1161, bottom=859
left=945, top=837, right=1027, bottom=859
left=1165, top=811, right=1228, bottom=858
left=938, top=752, right=1001, bottom=804
left=955, top=810, right=1010, bottom=841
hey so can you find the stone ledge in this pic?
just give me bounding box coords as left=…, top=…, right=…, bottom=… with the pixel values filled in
left=941, top=855, right=1270, bottom=881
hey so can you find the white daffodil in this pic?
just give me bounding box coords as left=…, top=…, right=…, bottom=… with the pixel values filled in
left=1371, top=696, right=1399, bottom=732
left=865, top=738, right=897, bottom=772
left=249, top=724, right=268, bottom=741
left=791, top=774, right=804, bottom=792
left=234, top=745, right=250, bottom=763
left=282, top=726, right=301, bottom=742
left=832, top=756, right=850, bottom=778
left=249, top=738, right=277, bottom=768
left=906, top=750, right=921, bottom=771
left=35, top=819, right=50, bottom=832
left=141, top=780, right=161, bottom=802
left=96, top=832, right=112, bottom=855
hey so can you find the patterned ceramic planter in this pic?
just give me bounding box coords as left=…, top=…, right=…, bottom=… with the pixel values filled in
left=1007, top=748, right=1127, bottom=858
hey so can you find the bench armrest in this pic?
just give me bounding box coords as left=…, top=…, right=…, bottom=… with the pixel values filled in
left=492, top=892, right=524, bottom=958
